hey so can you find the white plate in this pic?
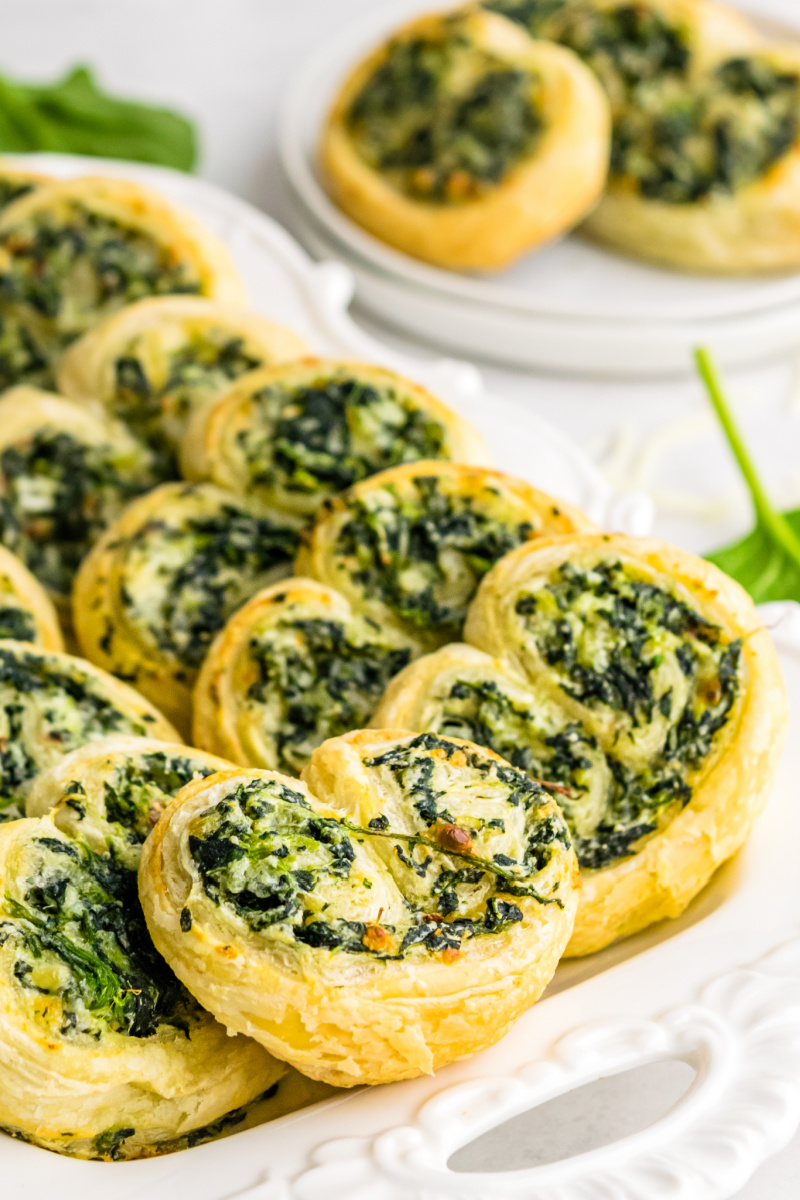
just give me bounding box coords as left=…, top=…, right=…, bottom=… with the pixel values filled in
left=1, top=154, right=797, bottom=1200
left=279, top=0, right=800, bottom=375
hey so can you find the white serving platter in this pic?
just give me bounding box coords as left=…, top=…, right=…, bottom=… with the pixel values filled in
left=0, top=153, right=796, bottom=1200
left=279, top=0, right=800, bottom=376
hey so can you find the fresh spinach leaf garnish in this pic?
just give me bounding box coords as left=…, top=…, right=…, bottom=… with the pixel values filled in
left=698, top=347, right=800, bottom=603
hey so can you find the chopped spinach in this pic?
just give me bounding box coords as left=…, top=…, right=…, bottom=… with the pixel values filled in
left=0, top=602, right=37, bottom=643
left=2, top=832, right=192, bottom=1039
left=335, top=474, right=533, bottom=640
left=0, top=427, right=157, bottom=599
left=612, top=55, right=800, bottom=202
left=113, top=329, right=264, bottom=474
left=101, top=751, right=218, bottom=845
left=347, top=20, right=543, bottom=202
left=121, top=495, right=300, bottom=672
left=187, top=736, right=568, bottom=957
left=0, top=645, right=151, bottom=822
left=0, top=201, right=203, bottom=347
left=246, top=612, right=411, bottom=774
left=239, top=370, right=449, bottom=506
left=0, top=312, right=52, bottom=391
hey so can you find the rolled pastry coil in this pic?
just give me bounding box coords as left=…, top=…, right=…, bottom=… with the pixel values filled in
left=295, top=460, right=596, bottom=654
left=193, top=577, right=416, bottom=774
left=0, top=387, right=158, bottom=617
left=139, top=729, right=579, bottom=1087
left=0, top=160, right=51, bottom=211
left=180, top=357, right=491, bottom=518
left=456, top=532, right=788, bottom=954
left=321, top=8, right=611, bottom=269
left=73, top=482, right=304, bottom=734
left=0, top=544, right=63, bottom=650
left=0, top=810, right=285, bottom=1159
left=0, top=175, right=246, bottom=363
left=26, top=735, right=234, bottom=869
left=58, top=295, right=308, bottom=468
left=583, top=42, right=800, bottom=272
left=0, top=640, right=179, bottom=824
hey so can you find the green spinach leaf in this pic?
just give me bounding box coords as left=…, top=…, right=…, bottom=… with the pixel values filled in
left=0, top=65, right=196, bottom=171
left=696, top=347, right=800, bottom=603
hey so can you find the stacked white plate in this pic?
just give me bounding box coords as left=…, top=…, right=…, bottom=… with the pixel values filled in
left=279, top=0, right=800, bottom=377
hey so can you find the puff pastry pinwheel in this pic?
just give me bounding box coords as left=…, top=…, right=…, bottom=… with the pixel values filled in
left=321, top=9, right=610, bottom=269
left=0, top=387, right=158, bottom=621
left=58, top=296, right=308, bottom=478
left=0, top=544, right=63, bottom=650
left=193, top=578, right=415, bottom=774
left=296, top=461, right=594, bottom=654
left=181, top=358, right=490, bottom=518
left=584, top=44, right=800, bottom=272
left=139, top=729, right=579, bottom=1086
left=376, top=533, right=787, bottom=955
left=73, top=483, right=303, bottom=733
left=0, top=175, right=245, bottom=385
left=0, top=801, right=284, bottom=1158
left=26, top=735, right=232, bottom=868
left=0, top=641, right=177, bottom=824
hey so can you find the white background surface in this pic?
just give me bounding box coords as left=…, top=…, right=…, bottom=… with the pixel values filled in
left=0, top=0, right=798, bottom=1193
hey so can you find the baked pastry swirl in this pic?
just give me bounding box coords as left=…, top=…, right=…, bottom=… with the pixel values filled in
left=193, top=578, right=415, bottom=774
left=0, top=545, right=63, bottom=650
left=0, top=388, right=158, bottom=618
left=180, top=358, right=490, bottom=518
left=482, top=1, right=800, bottom=271
left=374, top=534, right=787, bottom=955
left=73, top=483, right=303, bottom=732
left=0, top=745, right=284, bottom=1157
left=58, top=296, right=308, bottom=478
left=321, top=9, right=610, bottom=269
left=0, top=176, right=245, bottom=384
left=139, top=729, right=579, bottom=1086
left=296, top=461, right=594, bottom=653
left=0, top=641, right=178, bottom=824
left=26, top=735, right=233, bottom=868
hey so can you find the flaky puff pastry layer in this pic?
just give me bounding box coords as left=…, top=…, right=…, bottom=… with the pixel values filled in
left=0, top=814, right=285, bottom=1159
left=465, top=533, right=787, bottom=956
left=180, top=357, right=491, bottom=518
left=58, top=296, right=308, bottom=452
left=296, top=461, right=595, bottom=654
left=139, top=730, right=579, bottom=1087
left=0, top=544, right=63, bottom=651
left=321, top=9, right=610, bottom=269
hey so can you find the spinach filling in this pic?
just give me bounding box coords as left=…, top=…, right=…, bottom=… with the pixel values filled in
left=0, top=428, right=156, bottom=599
left=0, top=646, right=152, bottom=822
left=246, top=615, right=411, bottom=774
left=100, top=752, right=218, bottom=845
left=122, top=503, right=300, bottom=672
left=187, top=735, right=568, bottom=957
left=612, top=57, right=800, bottom=202
left=0, top=314, right=52, bottom=392
left=0, top=202, right=203, bottom=346
left=113, top=331, right=264, bottom=474
left=505, top=559, right=743, bottom=868
left=0, top=603, right=37, bottom=643
left=346, top=24, right=543, bottom=202
left=0, top=177, right=38, bottom=212
left=336, top=474, right=533, bottom=637
left=239, top=373, right=449, bottom=502
left=0, top=833, right=192, bottom=1039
